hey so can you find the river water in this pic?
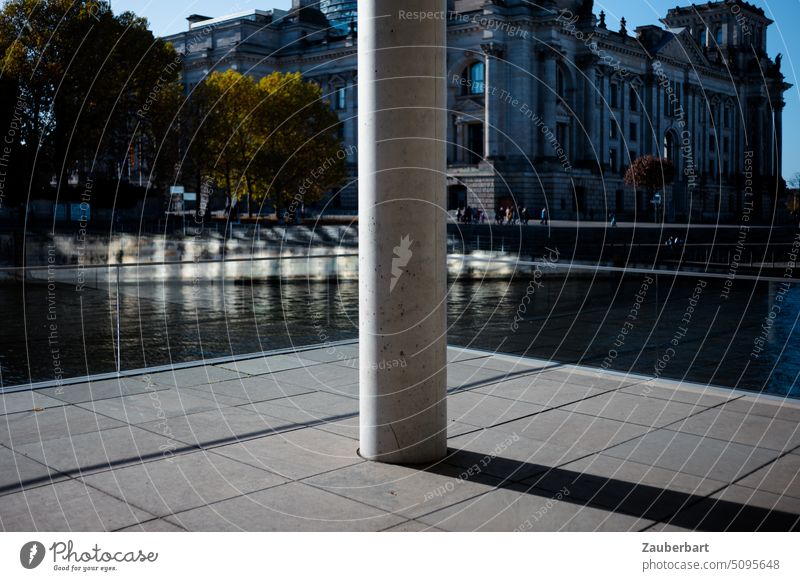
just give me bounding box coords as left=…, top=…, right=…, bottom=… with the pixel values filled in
left=1, top=266, right=797, bottom=397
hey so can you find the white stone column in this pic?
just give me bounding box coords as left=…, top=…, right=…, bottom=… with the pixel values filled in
left=358, top=0, right=448, bottom=464
left=482, top=42, right=505, bottom=160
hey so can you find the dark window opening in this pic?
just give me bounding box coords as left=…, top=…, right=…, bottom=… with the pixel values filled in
left=467, top=123, right=484, bottom=164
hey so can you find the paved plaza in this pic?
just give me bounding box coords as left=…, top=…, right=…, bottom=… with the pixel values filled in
left=1, top=343, right=798, bottom=531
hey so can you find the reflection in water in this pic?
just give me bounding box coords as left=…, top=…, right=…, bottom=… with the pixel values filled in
left=0, top=267, right=797, bottom=397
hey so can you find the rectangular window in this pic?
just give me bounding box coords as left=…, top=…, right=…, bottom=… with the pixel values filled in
left=335, top=86, right=346, bottom=110
left=629, top=86, right=639, bottom=112
left=467, top=123, right=483, bottom=164
left=629, top=122, right=638, bottom=142
left=609, top=148, right=618, bottom=171
left=609, top=120, right=617, bottom=139
left=610, top=83, right=619, bottom=108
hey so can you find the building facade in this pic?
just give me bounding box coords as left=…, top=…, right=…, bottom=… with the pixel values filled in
left=164, top=0, right=789, bottom=221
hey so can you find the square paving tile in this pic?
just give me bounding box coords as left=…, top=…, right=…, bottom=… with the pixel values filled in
left=621, top=382, right=741, bottom=408
left=719, top=397, right=800, bottom=424
left=495, top=408, right=650, bottom=453
left=0, top=445, right=65, bottom=496
left=306, top=460, right=500, bottom=519
left=537, top=367, right=641, bottom=391
left=663, top=484, right=800, bottom=531
left=78, top=390, right=227, bottom=425
left=557, top=454, right=728, bottom=500
left=80, top=450, right=286, bottom=517
left=447, top=349, right=490, bottom=364
left=0, top=479, right=152, bottom=531
left=245, top=392, right=359, bottom=428
left=264, top=364, right=359, bottom=390
left=447, top=429, right=586, bottom=481
left=117, top=518, right=186, bottom=532
left=1, top=390, right=67, bottom=414
left=447, top=364, right=515, bottom=391
left=458, top=354, right=549, bottom=373
left=185, top=375, right=315, bottom=405
left=217, top=354, right=323, bottom=376
left=522, top=454, right=728, bottom=523
left=138, top=406, right=292, bottom=449
left=15, top=425, right=190, bottom=476
left=0, top=405, right=124, bottom=447
left=667, top=407, right=800, bottom=452
left=561, top=391, right=703, bottom=429
left=39, top=377, right=166, bottom=405
left=213, top=426, right=362, bottom=480
left=447, top=391, right=543, bottom=428
left=148, top=366, right=246, bottom=388
left=380, top=519, right=445, bottom=531
left=167, top=481, right=402, bottom=531
left=473, top=375, right=607, bottom=408
left=294, top=344, right=359, bottom=364
left=603, top=429, right=781, bottom=483
left=736, top=454, right=800, bottom=499
left=417, top=484, right=653, bottom=531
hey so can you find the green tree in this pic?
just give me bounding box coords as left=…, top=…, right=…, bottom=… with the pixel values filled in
left=184, top=70, right=259, bottom=216
left=255, top=71, right=345, bottom=217
left=183, top=70, right=345, bottom=219
left=0, top=0, right=181, bottom=199
left=624, top=154, right=676, bottom=221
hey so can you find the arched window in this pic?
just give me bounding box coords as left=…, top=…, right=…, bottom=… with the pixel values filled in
left=463, top=61, right=484, bottom=95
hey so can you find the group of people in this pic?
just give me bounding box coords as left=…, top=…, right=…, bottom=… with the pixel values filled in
left=455, top=205, right=548, bottom=225
left=492, top=206, right=549, bottom=226
left=456, top=206, right=489, bottom=224
left=665, top=235, right=684, bottom=249
left=457, top=206, right=627, bottom=227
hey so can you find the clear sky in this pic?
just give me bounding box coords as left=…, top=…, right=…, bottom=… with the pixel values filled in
left=112, top=0, right=800, bottom=181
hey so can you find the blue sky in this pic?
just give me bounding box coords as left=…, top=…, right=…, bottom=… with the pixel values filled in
left=113, top=0, right=800, bottom=181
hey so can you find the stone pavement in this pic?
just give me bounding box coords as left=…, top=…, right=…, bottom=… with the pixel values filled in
left=1, top=343, right=798, bottom=531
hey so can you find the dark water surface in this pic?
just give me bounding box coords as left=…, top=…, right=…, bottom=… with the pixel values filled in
left=1, top=267, right=798, bottom=397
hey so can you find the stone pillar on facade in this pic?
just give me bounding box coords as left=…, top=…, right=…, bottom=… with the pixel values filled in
left=357, top=0, right=448, bottom=464
left=482, top=42, right=506, bottom=160
left=540, top=52, right=557, bottom=159
left=577, top=54, right=598, bottom=163
left=773, top=98, right=784, bottom=179
left=599, top=66, right=610, bottom=167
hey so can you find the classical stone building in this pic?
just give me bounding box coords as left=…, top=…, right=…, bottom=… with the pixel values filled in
left=164, top=0, right=789, bottom=221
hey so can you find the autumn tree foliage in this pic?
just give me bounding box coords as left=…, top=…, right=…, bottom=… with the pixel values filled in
left=624, top=155, right=676, bottom=196
left=183, top=70, right=345, bottom=216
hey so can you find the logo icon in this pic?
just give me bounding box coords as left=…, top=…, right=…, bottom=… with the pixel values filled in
left=390, top=235, right=414, bottom=293
left=20, top=541, right=45, bottom=569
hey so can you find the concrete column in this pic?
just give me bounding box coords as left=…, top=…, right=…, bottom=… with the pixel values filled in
left=358, top=0, right=448, bottom=464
